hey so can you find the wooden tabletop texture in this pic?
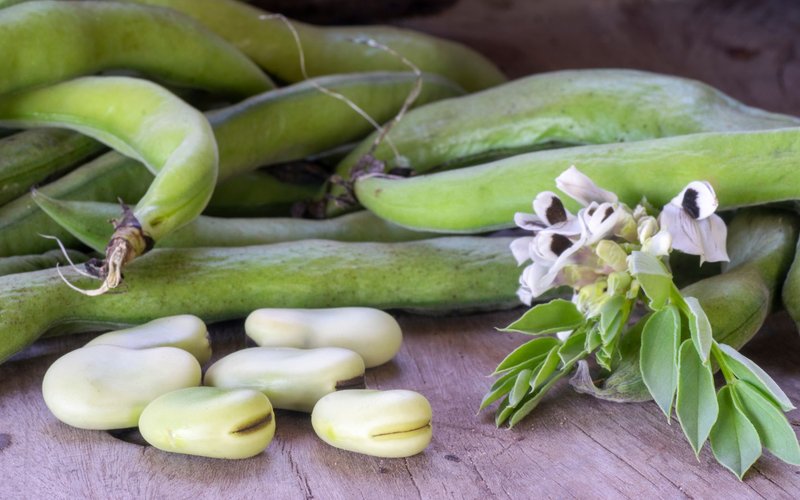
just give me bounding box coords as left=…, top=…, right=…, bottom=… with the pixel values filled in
left=1, top=310, right=798, bottom=499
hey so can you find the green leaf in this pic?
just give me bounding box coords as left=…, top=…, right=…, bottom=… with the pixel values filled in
left=585, top=324, right=602, bottom=352
left=495, top=397, right=515, bottom=427
left=558, top=330, right=587, bottom=365
left=493, top=337, right=559, bottom=374
left=628, top=251, right=672, bottom=310
left=733, top=381, right=800, bottom=465
left=717, top=344, right=794, bottom=412
left=640, top=305, right=680, bottom=419
left=508, top=392, right=542, bottom=428
left=683, top=296, right=713, bottom=363
left=479, top=372, right=518, bottom=411
left=599, top=295, right=626, bottom=345
left=500, top=299, right=585, bottom=335
left=530, top=347, right=560, bottom=391
left=676, top=339, right=719, bottom=456
left=509, top=369, right=534, bottom=407
left=710, top=386, right=762, bottom=480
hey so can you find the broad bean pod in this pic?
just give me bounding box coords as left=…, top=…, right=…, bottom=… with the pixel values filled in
left=32, top=196, right=438, bottom=252
left=779, top=220, right=800, bottom=331
left=576, top=209, right=799, bottom=402
left=206, top=72, right=461, bottom=182
left=0, top=237, right=519, bottom=364
left=123, top=0, right=504, bottom=92
left=0, top=152, right=148, bottom=257
left=0, top=249, right=87, bottom=277
left=0, top=129, right=105, bottom=206
left=0, top=0, right=272, bottom=97
left=326, top=69, right=800, bottom=214
left=6, top=72, right=458, bottom=257
left=0, top=76, right=218, bottom=292
left=356, top=128, right=800, bottom=233
left=204, top=169, right=321, bottom=217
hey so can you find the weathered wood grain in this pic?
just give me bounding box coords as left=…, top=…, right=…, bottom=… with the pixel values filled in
left=1, top=310, right=797, bottom=499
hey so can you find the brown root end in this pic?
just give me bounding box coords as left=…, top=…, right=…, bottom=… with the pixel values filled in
left=60, top=207, right=151, bottom=296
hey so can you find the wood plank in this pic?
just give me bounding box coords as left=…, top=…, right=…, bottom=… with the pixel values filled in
left=1, top=310, right=798, bottom=498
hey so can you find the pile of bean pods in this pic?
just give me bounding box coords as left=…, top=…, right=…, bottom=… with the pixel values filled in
left=2, top=0, right=800, bottom=476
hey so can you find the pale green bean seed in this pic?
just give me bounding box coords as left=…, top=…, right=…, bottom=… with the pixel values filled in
left=42, top=345, right=201, bottom=430
left=245, top=307, right=402, bottom=368
left=204, top=347, right=365, bottom=412
left=311, top=389, right=432, bottom=458
left=139, top=386, right=275, bottom=459
left=85, top=315, right=211, bottom=364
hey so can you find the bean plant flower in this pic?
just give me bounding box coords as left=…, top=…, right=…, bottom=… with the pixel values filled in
left=511, top=166, right=728, bottom=307
left=483, top=167, right=799, bottom=479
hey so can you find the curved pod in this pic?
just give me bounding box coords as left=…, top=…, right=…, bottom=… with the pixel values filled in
left=125, top=0, right=504, bottom=92
left=0, top=76, right=218, bottom=292
left=356, top=128, right=800, bottom=233
left=0, top=0, right=272, bottom=97
left=327, top=69, right=800, bottom=214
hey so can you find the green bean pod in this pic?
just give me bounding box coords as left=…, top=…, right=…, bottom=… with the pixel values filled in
left=0, top=249, right=87, bottom=277
left=33, top=195, right=439, bottom=251
left=0, top=0, right=272, bottom=97
left=0, top=237, right=520, bottom=364
left=577, top=209, right=799, bottom=402
left=207, top=72, right=462, bottom=182
left=326, top=69, right=800, bottom=215
left=204, top=170, right=320, bottom=217
left=0, top=129, right=105, bottom=206
left=0, top=76, right=218, bottom=292
left=124, top=0, right=504, bottom=92
left=356, top=128, right=800, bottom=233
left=0, top=152, right=149, bottom=257
left=0, top=72, right=459, bottom=258
left=779, top=221, right=800, bottom=332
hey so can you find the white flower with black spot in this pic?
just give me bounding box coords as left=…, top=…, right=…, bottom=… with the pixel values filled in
left=658, top=181, right=729, bottom=264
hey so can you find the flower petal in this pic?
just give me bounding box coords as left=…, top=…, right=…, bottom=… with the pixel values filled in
left=556, top=330, right=573, bottom=342
left=556, top=166, right=618, bottom=206
left=580, top=203, right=622, bottom=245
left=695, top=214, right=729, bottom=263
left=659, top=204, right=728, bottom=263
left=533, top=191, right=571, bottom=225
left=514, top=212, right=546, bottom=232
left=532, top=231, right=578, bottom=262
left=510, top=236, right=534, bottom=265
left=659, top=203, right=703, bottom=256
left=642, top=228, right=672, bottom=257
left=670, top=181, right=718, bottom=220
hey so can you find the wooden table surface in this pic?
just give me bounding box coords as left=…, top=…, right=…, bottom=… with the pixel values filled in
left=1, top=309, right=798, bottom=499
